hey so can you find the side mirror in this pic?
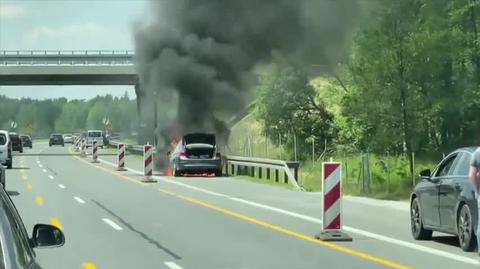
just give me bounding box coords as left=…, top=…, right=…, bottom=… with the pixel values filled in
left=419, top=169, right=431, bottom=181
left=30, top=224, right=65, bottom=248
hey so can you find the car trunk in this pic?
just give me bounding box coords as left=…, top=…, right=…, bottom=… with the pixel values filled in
left=185, top=143, right=215, bottom=159
left=183, top=133, right=216, bottom=159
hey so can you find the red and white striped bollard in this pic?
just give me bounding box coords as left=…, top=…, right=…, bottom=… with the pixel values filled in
left=117, top=143, right=127, bottom=171
left=142, top=144, right=156, bottom=182
left=92, top=140, right=99, bottom=163
left=80, top=139, right=86, bottom=158
left=315, top=162, right=351, bottom=241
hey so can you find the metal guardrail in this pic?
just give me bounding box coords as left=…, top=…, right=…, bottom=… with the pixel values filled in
left=225, top=156, right=302, bottom=191
left=108, top=140, right=302, bottom=191
left=109, top=140, right=146, bottom=154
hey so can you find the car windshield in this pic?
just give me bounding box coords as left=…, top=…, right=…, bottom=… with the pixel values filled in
left=2, top=1, right=479, bottom=269
left=88, top=132, right=102, bottom=138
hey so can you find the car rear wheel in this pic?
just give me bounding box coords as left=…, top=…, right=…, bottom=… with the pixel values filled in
left=214, top=170, right=222, bottom=177
left=6, top=159, right=12, bottom=169
left=173, top=163, right=182, bottom=177
left=410, top=197, right=432, bottom=240
left=458, top=204, right=476, bottom=251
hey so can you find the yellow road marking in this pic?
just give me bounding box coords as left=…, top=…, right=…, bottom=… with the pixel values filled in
left=35, top=196, right=44, bottom=205
left=50, top=217, right=64, bottom=231
left=26, top=183, right=32, bottom=189
left=81, top=262, right=98, bottom=269
left=157, top=188, right=411, bottom=269
left=21, top=174, right=28, bottom=180
left=70, top=146, right=409, bottom=269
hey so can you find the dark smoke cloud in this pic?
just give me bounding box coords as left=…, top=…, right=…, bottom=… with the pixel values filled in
left=134, top=0, right=358, bottom=164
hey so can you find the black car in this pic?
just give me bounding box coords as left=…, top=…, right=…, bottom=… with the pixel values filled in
left=49, top=133, right=64, bottom=147
left=169, top=133, right=222, bottom=177
left=0, top=186, right=65, bottom=268
left=410, top=147, right=477, bottom=251
left=20, top=135, right=32, bottom=149
left=9, top=133, right=23, bottom=153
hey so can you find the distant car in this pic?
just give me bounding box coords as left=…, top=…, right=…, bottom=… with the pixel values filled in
left=63, top=134, right=73, bottom=144
left=169, top=133, right=222, bottom=177
left=0, top=186, right=65, bottom=268
left=410, top=147, right=478, bottom=252
left=49, top=133, right=64, bottom=147
left=86, top=130, right=104, bottom=148
left=9, top=133, right=23, bottom=153
left=20, top=134, right=32, bottom=149
left=0, top=130, right=12, bottom=169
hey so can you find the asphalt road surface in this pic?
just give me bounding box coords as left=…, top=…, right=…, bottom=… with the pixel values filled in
left=5, top=142, right=480, bottom=269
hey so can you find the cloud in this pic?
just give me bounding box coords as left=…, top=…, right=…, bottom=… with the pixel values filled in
left=0, top=4, right=27, bottom=19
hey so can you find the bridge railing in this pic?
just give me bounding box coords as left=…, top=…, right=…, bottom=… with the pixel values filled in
left=1, top=50, right=135, bottom=55
left=0, top=50, right=135, bottom=66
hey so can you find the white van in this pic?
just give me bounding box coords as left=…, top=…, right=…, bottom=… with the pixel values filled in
left=86, top=130, right=104, bottom=148
left=0, top=130, right=12, bottom=169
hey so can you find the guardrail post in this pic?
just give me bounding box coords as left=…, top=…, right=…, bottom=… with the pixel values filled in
left=250, top=166, right=255, bottom=177
left=258, top=167, right=262, bottom=179
left=284, top=171, right=288, bottom=184
left=231, top=164, right=235, bottom=175
left=275, top=169, right=279, bottom=182
left=267, top=168, right=270, bottom=180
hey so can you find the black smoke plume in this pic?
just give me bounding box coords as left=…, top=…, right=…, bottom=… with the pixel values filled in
left=134, top=0, right=358, bottom=167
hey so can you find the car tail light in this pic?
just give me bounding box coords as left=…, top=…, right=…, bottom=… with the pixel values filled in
left=180, top=149, right=187, bottom=157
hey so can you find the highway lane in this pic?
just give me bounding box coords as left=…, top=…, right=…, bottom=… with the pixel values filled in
left=97, top=145, right=480, bottom=268
left=3, top=143, right=479, bottom=269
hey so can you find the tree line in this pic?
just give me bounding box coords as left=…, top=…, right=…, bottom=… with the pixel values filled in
left=255, top=0, right=480, bottom=164
left=0, top=93, right=137, bottom=137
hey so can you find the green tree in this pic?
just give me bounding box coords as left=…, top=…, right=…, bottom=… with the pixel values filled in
left=255, top=61, right=336, bottom=160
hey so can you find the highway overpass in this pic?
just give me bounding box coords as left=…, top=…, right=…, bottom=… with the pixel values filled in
left=0, top=50, right=152, bottom=142
left=0, top=50, right=137, bottom=85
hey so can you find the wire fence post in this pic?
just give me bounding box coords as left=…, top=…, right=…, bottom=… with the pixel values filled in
left=386, top=151, right=390, bottom=194
left=312, top=138, right=315, bottom=164
left=279, top=133, right=282, bottom=160
left=412, top=151, right=416, bottom=187
left=264, top=129, right=269, bottom=158
left=293, top=133, right=297, bottom=161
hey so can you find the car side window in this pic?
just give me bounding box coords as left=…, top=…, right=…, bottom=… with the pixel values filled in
left=434, top=154, right=457, bottom=177
left=1, top=198, right=33, bottom=266
left=451, top=152, right=471, bottom=176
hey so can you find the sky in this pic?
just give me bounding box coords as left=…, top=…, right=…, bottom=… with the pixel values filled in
left=0, top=0, right=149, bottom=100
